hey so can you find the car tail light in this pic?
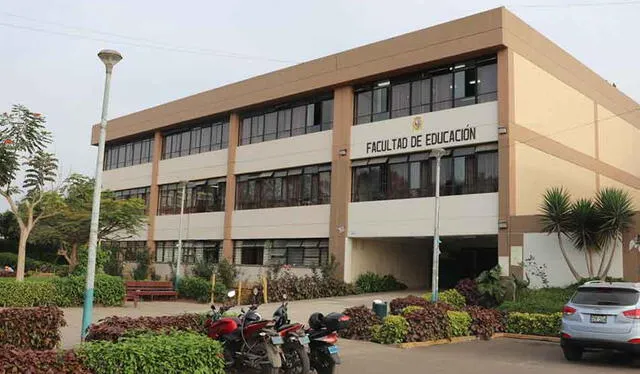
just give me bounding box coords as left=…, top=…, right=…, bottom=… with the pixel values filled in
left=320, top=332, right=338, bottom=344
left=563, top=306, right=577, bottom=316
left=628, top=338, right=640, bottom=344
left=561, top=333, right=571, bottom=339
left=623, top=309, right=640, bottom=319
left=339, top=315, right=350, bottom=322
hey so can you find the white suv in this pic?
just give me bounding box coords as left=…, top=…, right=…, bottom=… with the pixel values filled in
left=561, top=281, right=640, bottom=361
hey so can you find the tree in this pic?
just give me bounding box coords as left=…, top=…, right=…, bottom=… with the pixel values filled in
left=0, top=210, right=19, bottom=240
left=31, top=173, right=147, bottom=272
left=539, top=187, right=582, bottom=281
left=540, top=186, right=635, bottom=281
left=0, top=105, right=61, bottom=281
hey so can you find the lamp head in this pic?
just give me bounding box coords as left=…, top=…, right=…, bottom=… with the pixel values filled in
left=98, top=49, right=123, bottom=71
left=430, top=148, right=447, bottom=158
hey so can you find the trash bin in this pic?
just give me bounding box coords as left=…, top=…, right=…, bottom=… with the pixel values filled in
left=372, top=299, right=388, bottom=319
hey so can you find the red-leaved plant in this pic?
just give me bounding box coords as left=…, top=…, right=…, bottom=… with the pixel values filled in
left=0, top=307, right=66, bottom=349
left=0, top=345, right=90, bottom=373
left=85, top=314, right=205, bottom=342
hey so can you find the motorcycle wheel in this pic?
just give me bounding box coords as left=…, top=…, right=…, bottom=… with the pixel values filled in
left=283, top=344, right=311, bottom=374
left=315, top=364, right=336, bottom=374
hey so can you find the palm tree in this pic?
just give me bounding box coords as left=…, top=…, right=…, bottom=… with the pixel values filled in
left=540, top=187, right=581, bottom=281
left=568, top=198, right=600, bottom=278
left=594, top=187, right=634, bottom=279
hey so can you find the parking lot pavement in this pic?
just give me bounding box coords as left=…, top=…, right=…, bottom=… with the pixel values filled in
left=337, top=338, right=639, bottom=373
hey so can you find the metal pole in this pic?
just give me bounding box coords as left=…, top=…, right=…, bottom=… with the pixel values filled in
left=81, top=62, right=114, bottom=340
left=430, top=149, right=445, bottom=303
left=175, top=181, right=187, bottom=286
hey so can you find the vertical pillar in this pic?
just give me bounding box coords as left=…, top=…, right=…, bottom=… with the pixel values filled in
left=329, top=86, right=354, bottom=281
left=222, top=113, right=240, bottom=261
left=147, top=131, right=162, bottom=257
left=497, top=48, right=514, bottom=276
left=623, top=213, right=640, bottom=281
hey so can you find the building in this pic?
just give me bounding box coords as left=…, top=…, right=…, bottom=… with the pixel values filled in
left=92, top=7, right=640, bottom=288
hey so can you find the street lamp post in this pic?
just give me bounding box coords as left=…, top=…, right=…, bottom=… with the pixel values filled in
left=174, top=180, right=188, bottom=286
left=430, top=148, right=447, bottom=303
left=81, top=49, right=122, bottom=340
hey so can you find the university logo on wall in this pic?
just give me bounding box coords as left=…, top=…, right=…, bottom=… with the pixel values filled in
left=411, top=116, right=424, bottom=132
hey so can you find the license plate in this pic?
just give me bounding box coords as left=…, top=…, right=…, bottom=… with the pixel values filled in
left=328, top=345, right=339, bottom=355
left=590, top=314, right=607, bottom=324
left=298, top=335, right=310, bottom=345
left=271, top=336, right=284, bottom=345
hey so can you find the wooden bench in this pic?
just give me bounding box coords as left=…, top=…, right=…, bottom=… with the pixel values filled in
left=125, top=281, right=178, bottom=307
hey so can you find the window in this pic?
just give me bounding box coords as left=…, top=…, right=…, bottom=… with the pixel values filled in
left=104, top=137, right=155, bottom=170
left=354, top=55, right=497, bottom=125
left=233, top=239, right=328, bottom=267
left=158, top=178, right=226, bottom=215
left=351, top=144, right=498, bottom=202
left=162, top=119, right=229, bottom=159
left=241, top=95, right=334, bottom=145
left=155, top=241, right=220, bottom=264
left=112, top=186, right=151, bottom=213
left=103, top=241, right=147, bottom=262
left=236, top=164, right=331, bottom=210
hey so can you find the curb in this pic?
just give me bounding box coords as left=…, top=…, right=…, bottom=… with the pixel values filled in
left=397, top=336, right=478, bottom=349
left=395, top=334, right=559, bottom=349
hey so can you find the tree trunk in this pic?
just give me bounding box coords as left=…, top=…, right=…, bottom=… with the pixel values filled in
left=68, top=243, right=79, bottom=272
left=601, top=236, right=619, bottom=279
left=15, top=228, right=29, bottom=281
left=588, top=250, right=595, bottom=279
left=597, top=244, right=609, bottom=279
left=557, top=232, right=582, bottom=281
left=583, top=247, right=592, bottom=278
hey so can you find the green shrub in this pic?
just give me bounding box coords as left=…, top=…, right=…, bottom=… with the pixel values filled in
left=192, top=261, right=216, bottom=280
left=0, top=279, right=57, bottom=307
left=79, top=331, right=225, bottom=374
left=447, top=311, right=472, bottom=337
left=476, top=265, right=507, bottom=307
left=401, top=306, right=425, bottom=316
left=86, top=314, right=205, bottom=342
left=498, top=287, right=573, bottom=314
left=424, top=289, right=466, bottom=309
left=73, top=246, right=109, bottom=276
left=268, top=271, right=358, bottom=302
left=132, top=249, right=151, bottom=281
left=0, top=307, right=66, bottom=349
left=390, top=295, right=428, bottom=315
left=0, top=252, right=58, bottom=273
left=178, top=277, right=211, bottom=303
left=371, top=315, right=408, bottom=344
left=216, top=258, right=238, bottom=290
left=506, top=312, right=562, bottom=337
left=355, top=272, right=407, bottom=293
left=341, top=305, right=382, bottom=341
left=0, top=275, right=124, bottom=307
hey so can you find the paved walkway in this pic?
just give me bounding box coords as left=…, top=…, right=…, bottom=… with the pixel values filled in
left=61, top=290, right=420, bottom=348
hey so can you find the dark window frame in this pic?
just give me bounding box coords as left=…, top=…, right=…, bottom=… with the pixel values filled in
left=233, top=239, right=329, bottom=267
left=354, top=55, right=498, bottom=125
left=162, top=118, right=230, bottom=160
left=155, top=240, right=221, bottom=264
left=158, top=178, right=226, bottom=215
left=104, top=136, right=155, bottom=171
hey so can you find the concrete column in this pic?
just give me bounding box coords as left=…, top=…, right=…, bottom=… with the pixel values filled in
left=329, top=86, right=354, bottom=281
left=497, top=48, right=514, bottom=276
left=146, top=131, right=162, bottom=257
left=222, top=113, right=240, bottom=261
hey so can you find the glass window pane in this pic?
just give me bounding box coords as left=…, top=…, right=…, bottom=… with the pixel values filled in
left=432, top=73, right=452, bottom=111
left=321, top=99, right=333, bottom=130
left=454, top=69, right=477, bottom=107
left=409, top=162, right=421, bottom=196
left=356, top=91, right=372, bottom=124
left=389, top=163, right=409, bottom=199
left=190, top=128, right=201, bottom=154
left=277, top=109, right=292, bottom=138
left=201, top=126, right=212, bottom=152
left=251, top=116, right=264, bottom=144
left=241, top=118, right=251, bottom=145
left=117, top=145, right=126, bottom=167
left=170, top=134, right=180, bottom=158
left=477, top=152, right=498, bottom=193
left=391, top=83, right=410, bottom=118
left=264, top=112, right=278, bottom=141
left=212, top=124, right=222, bottom=150
left=319, top=172, right=331, bottom=204
left=477, top=63, right=497, bottom=95
left=306, top=104, right=320, bottom=134
left=453, top=156, right=466, bottom=195
left=372, top=88, right=389, bottom=121
left=292, top=106, right=306, bottom=136
left=124, top=144, right=133, bottom=166
left=221, top=122, right=229, bottom=149
left=411, top=79, right=430, bottom=114
left=132, top=142, right=142, bottom=164
left=180, top=131, right=190, bottom=157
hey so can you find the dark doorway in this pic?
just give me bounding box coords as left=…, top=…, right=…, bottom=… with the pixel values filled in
left=438, top=236, right=498, bottom=289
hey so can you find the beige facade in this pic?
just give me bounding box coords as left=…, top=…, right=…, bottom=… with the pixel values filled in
left=95, top=7, right=640, bottom=285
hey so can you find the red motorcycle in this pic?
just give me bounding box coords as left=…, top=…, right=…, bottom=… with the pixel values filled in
left=205, top=290, right=282, bottom=373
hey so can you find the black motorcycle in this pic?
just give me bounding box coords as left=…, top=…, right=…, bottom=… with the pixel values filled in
left=272, top=294, right=311, bottom=374
left=305, top=312, right=351, bottom=374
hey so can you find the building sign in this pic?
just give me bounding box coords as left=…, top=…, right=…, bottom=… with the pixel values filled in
left=365, top=126, right=477, bottom=154
left=351, top=101, right=498, bottom=159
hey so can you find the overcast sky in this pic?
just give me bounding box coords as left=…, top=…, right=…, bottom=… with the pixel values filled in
left=1, top=0, right=638, bottom=210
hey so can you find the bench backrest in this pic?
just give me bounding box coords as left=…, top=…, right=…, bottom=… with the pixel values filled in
left=126, top=281, right=174, bottom=290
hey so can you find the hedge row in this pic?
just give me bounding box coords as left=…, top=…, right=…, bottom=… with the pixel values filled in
left=0, top=307, right=66, bottom=350
left=86, top=313, right=206, bottom=342
left=0, top=274, right=125, bottom=307
left=0, top=345, right=90, bottom=374
left=506, top=312, right=563, bottom=337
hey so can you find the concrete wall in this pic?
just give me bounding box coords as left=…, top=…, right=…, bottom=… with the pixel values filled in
left=231, top=205, right=330, bottom=239
left=103, top=163, right=152, bottom=190
left=154, top=212, right=225, bottom=241
left=349, top=238, right=430, bottom=289
left=522, top=233, right=623, bottom=288
left=157, top=149, right=227, bottom=185
left=235, top=131, right=332, bottom=174
left=348, top=193, right=499, bottom=238
left=598, top=105, right=640, bottom=180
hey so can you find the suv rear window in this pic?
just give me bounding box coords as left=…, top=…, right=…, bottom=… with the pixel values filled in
left=572, top=287, right=639, bottom=306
